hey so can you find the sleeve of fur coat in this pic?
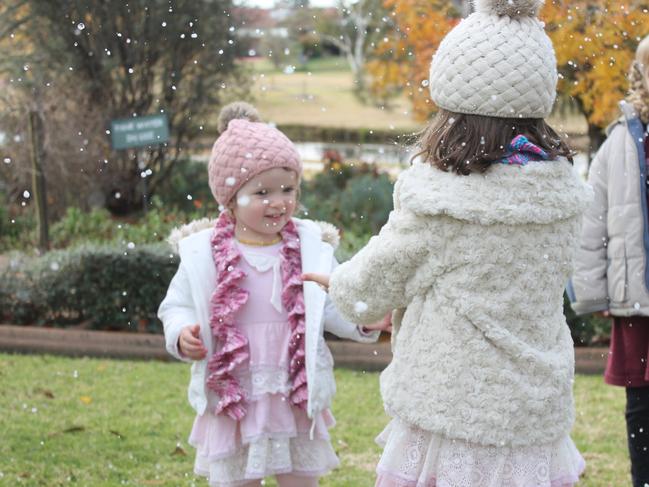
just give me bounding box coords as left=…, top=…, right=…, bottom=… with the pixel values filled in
left=322, top=257, right=380, bottom=342
left=569, top=134, right=611, bottom=315
left=328, top=208, right=432, bottom=325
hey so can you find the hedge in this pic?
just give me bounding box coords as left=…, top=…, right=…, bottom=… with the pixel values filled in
left=0, top=243, right=178, bottom=332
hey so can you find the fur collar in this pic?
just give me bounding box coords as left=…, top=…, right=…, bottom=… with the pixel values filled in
left=167, top=216, right=340, bottom=253
left=396, top=160, right=593, bottom=225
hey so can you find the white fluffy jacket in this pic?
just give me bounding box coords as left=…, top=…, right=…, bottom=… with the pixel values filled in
left=329, top=160, right=593, bottom=447
left=158, top=217, right=378, bottom=420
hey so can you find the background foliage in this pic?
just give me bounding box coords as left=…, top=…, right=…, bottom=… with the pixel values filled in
left=1, top=244, right=178, bottom=331
left=367, top=0, right=649, bottom=147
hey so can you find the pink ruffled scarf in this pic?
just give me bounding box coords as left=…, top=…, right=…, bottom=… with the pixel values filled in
left=206, top=211, right=307, bottom=420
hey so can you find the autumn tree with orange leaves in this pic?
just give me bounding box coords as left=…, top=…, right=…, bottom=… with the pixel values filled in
left=543, top=0, right=649, bottom=149
left=369, top=0, right=649, bottom=150
left=366, top=0, right=459, bottom=120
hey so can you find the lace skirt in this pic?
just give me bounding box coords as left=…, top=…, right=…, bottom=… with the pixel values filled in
left=374, top=418, right=585, bottom=487
left=189, top=393, right=339, bottom=487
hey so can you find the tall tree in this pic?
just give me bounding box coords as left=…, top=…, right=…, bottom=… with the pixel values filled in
left=317, top=0, right=393, bottom=100
left=366, top=0, right=458, bottom=117
left=542, top=0, right=649, bottom=151
left=368, top=0, right=649, bottom=152
left=0, top=0, right=245, bottom=215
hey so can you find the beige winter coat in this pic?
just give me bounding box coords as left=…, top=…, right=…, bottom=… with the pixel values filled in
left=328, top=159, right=592, bottom=447
left=570, top=101, right=649, bottom=316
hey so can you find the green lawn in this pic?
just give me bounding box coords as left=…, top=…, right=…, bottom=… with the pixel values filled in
left=0, top=354, right=628, bottom=486
left=237, top=57, right=588, bottom=137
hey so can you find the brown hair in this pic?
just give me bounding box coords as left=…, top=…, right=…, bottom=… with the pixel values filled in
left=414, top=109, right=573, bottom=175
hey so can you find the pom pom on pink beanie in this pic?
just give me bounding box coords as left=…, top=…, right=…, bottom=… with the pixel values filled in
left=207, top=103, right=302, bottom=206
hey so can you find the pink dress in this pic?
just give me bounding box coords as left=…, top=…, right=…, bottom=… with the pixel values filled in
left=189, top=241, right=339, bottom=487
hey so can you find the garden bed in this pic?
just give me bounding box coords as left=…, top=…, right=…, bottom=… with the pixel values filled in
left=0, top=324, right=608, bottom=373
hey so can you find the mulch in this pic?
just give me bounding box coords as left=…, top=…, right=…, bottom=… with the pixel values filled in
left=0, top=324, right=607, bottom=373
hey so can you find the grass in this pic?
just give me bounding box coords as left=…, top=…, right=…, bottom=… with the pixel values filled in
left=238, top=57, right=588, bottom=136
left=0, top=353, right=628, bottom=486
left=243, top=57, right=420, bottom=132
left=244, top=57, right=351, bottom=74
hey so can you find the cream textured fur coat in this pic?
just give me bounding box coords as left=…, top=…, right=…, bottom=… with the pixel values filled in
left=329, top=160, right=592, bottom=447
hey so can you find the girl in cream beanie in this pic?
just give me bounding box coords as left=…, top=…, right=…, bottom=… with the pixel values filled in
left=305, top=0, right=592, bottom=485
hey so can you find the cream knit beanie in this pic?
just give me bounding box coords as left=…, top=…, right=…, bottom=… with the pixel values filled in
left=429, top=0, right=557, bottom=118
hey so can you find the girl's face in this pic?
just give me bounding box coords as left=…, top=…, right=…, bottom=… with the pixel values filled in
left=231, top=167, right=298, bottom=242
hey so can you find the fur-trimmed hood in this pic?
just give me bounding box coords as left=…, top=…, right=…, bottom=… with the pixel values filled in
left=396, top=160, right=593, bottom=226
left=166, top=216, right=340, bottom=253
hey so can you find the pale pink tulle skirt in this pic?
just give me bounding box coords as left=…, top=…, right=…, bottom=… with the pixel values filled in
left=374, top=418, right=585, bottom=487
left=189, top=393, right=339, bottom=487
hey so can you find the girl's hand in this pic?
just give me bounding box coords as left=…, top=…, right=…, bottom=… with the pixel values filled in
left=302, top=273, right=330, bottom=291
left=178, top=324, right=207, bottom=360
left=363, top=312, right=393, bottom=333
left=595, top=310, right=610, bottom=319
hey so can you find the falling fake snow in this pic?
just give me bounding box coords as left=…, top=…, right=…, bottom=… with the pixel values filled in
left=354, top=301, right=368, bottom=313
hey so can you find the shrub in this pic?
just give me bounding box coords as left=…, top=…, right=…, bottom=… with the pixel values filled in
left=301, top=161, right=394, bottom=237
left=153, top=159, right=218, bottom=215
left=335, top=231, right=372, bottom=263
left=0, top=203, right=37, bottom=252
left=564, top=293, right=612, bottom=346
left=339, top=174, right=393, bottom=235
left=0, top=244, right=179, bottom=332
left=0, top=157, right=216, bottom=252
left=50, top=207, right=115, bottom=247
left=48, top=202, right=204, bottom=250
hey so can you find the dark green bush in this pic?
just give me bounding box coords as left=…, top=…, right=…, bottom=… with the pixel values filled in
left=564, top=293, right=612, bottom=346
left=339, top=174, right=393, bottom=235
left=0, top=244, right=179, bottom=332
left=153, top=159, right=218, bottom=214
left=300, top=161, right=394, bottom=238
left=0, top=203, right=36, bottom=252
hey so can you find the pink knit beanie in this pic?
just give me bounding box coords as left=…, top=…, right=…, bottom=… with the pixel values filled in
left=208, top=102, right=302, bottom=206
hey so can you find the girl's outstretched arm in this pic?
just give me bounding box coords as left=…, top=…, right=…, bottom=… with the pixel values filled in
left=326, top=208, right=433, bottom=325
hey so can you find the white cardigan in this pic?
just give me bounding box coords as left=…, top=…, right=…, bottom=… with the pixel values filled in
left=328, top=160, right=593, bottom=447
left=158, top=217, right=378, bottom=420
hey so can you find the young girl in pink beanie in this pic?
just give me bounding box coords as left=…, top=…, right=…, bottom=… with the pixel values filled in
left=158, top=102, right=388, bottom=487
